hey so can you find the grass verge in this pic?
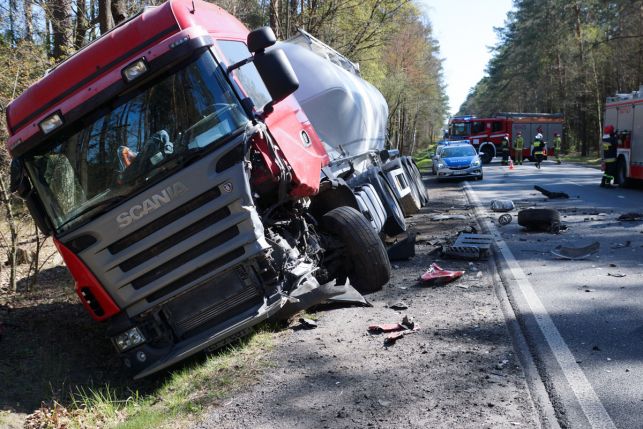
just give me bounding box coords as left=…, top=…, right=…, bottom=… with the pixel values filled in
left=560, top=152, right=602, bottom=167
left=24, top=327, right=277, bottom=429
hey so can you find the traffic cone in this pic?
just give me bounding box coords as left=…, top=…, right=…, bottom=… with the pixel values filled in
left=509, top=158, right=515, bottom=170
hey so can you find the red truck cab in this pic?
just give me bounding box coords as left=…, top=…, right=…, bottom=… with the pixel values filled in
left=5, top=0, right=389, bottom=377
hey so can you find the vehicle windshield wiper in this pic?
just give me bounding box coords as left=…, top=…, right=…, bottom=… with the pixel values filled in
left=57, top=194, right=128, bottom=232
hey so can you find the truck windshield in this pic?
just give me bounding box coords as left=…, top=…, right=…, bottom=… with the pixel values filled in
left=23, top=51, right=247, bottom=232
left=449, top=122, right=470, bottom=137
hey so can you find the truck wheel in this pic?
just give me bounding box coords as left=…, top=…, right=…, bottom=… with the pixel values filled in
left=322, top=207, right=390, bottom=294
left=480, top=145, right=494, bottom=164
left=404, top=157, right=429, bottom=206
left=616, top=158, right=630, bottom=188
left=518, top=208, right=561, bottom=233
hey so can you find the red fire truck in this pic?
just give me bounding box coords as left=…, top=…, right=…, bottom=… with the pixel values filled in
left=603, top=86, right=643, bottom=185
left=447, top=113, right=563, bottom=164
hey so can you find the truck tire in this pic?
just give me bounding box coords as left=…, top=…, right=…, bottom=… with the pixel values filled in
left=479, top=144, right=494, bottom=164
left=377, top=173, right=407, bottom=235
left=616, top=158, right=630, bottom=188
left=322, top=206, right=390, bottom=294
left=518, top=208, right=561, bottom=233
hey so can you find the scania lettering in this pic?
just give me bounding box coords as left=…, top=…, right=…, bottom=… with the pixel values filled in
left=117, top=182, right=188, bottom=228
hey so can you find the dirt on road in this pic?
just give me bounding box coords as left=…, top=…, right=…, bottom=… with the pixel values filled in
left=196, top=179, right=540, bottom=429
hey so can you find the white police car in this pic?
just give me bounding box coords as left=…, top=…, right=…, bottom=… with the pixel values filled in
left=435, top=142, right=483, bottom=181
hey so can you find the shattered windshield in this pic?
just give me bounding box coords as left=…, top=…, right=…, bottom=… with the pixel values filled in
left=24, top=51, right=247, bottom=232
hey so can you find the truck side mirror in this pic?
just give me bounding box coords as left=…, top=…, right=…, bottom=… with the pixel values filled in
left=247, top=27, right=276, bottom=53
left=253, top=48, right=299, bottom=114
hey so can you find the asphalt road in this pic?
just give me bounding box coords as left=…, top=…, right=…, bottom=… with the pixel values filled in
left=465, top=159, right=643, bottom=428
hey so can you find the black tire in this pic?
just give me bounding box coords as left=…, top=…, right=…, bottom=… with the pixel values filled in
left=480, top=145, right=494, bottom=164
left=403, top=157, right=429, bottom=206
left=518, top=208, right=561, bottom=232
left=616, top=158, right=630, bottom=188
left=322, top=206, right=391, bottom=294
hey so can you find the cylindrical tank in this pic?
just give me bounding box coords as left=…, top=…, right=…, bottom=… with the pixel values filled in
left=279, top=34, right=389, bottom=168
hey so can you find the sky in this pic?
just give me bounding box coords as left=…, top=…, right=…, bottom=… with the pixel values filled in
left=420, top=0, right=514, bottom=115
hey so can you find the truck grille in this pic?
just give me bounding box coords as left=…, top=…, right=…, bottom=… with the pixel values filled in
left=65, top=142, right=270, bottom=316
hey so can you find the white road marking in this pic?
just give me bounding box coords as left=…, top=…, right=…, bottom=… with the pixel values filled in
left=464, top=181, right=616, bottom=429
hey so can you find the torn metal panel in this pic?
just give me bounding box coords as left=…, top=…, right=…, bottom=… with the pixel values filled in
left=551, top=241, right=600, bottom=260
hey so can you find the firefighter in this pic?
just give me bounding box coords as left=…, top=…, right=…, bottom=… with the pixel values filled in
left=500, top=135, right=510, bottom=165
left=553, top=132, right=562, bottom=164
left=601, top=125, right=617, bottom=187
left=514, top=132, right=524, bottom=165
left=532, top=133, right=545, bottom=169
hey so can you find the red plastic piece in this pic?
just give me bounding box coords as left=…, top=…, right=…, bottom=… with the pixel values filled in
left=53, top=239, right=120, bottom=321
left=368, top=323, right=404, bottom=333
left=420, top=263, right=464, bottom=286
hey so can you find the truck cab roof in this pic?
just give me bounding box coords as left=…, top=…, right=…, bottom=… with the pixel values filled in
left=6, top=0, right=248, bottom=155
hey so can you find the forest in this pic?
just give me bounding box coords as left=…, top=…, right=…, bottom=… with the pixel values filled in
left=459, top=0, right=643, bottom=156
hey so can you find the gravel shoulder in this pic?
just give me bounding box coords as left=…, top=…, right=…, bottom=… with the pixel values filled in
left=197, top=178, right=540, bottom=429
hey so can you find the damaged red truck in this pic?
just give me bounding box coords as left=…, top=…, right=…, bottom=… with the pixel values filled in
left=5, top=0, right=427, bottom=378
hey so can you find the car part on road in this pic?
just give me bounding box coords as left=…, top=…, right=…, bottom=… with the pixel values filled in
left=442, top=233, right=494, bottom=260
left=431, top=214, right=467, bottom=221
left=498, top=213, right=513, bottom=225
left=617, top=212, right=642, bottom=221
left=534, top=185, right=569, bottom=199
left=368, top=315, right=418, bottom=345
left=551, top=242, right=600, bottom=260
left=386, top=232, right=416, bottom=261
left=517, top=208, right=562, bottom=233
left=388, top=301, right=409, bottom=310
left=607, top=272, right=626, bottom=278
left=322, top=206, right=391, bottom=294
left=420, top=263, right=465, bottom=285
left=290, top=318, right=318, bottom=330
left=490, top=199, right=515, bottom=212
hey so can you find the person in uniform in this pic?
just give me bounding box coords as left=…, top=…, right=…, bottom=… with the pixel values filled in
left=601, top=125, right=617, bottom=187
left=514, top=132, right=524, bottom=165
left=500, top=135, right=510, bottom=165
left=553, top=132, right=562, bottom=164
left=532, top=133, right=545, bottom=169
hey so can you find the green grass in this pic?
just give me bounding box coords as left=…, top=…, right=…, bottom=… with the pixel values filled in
left=64, top=327, right=277, bottom=429
left=560, top=152, right=602, bottom=166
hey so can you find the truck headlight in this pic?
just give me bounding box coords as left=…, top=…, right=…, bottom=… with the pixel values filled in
left=113, top=327, right=146, bottom=351
left=122, top=58, right=149, bottom=82
left=39, top=112, right=64, bottom=134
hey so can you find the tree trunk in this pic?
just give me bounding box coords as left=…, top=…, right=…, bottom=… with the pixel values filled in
left=98, top=0, right=112, bottom=34
left=0, top=176, right=19, bottom=292
left=74, top=0, right=87, bottom=49
left=269, top=0, right=280, bottom=38
left=51, top=0, right=73, bottom=58
left=23, top=0, right=33, bottom=41
left=111, top=0, right=126, bottom=26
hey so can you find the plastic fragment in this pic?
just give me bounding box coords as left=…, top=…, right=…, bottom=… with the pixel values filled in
left=420, top=263, right=465, bottom=285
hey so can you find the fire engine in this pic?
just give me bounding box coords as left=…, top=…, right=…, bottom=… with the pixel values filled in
left=603, top=86, right=643, bottom=185
left=447, top=113, right=563, bottom=164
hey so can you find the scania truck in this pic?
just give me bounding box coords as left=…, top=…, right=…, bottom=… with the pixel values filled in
left=5, top=0, right=393, bottom=378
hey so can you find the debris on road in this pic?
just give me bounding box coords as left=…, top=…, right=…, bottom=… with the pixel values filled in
left=387, top=232, right=416, bottom=261
left=420, top=263, right=465, bottom=285
left=431, top=214, right=467, bottom=221
left=551, top=242, right=600, bottom=260
left=498, top=213, right=513, bottom=226
left=617, top=212, right=643, bottom=221
left=388, top=301, right=409, bottom=310
left=607, top=272, right=626, bottom=278
left=368, top=315, right=419, bottom=346
left=490, top=200, right=515, bottom=212
left=534, top=185, right=569, bottom=199
left=610, top=241, right=631, bottom=249
left=517, top=208, right=562, bottom=233
left=290, top=317, right=318, bottom=330
left=442, top=233, right=493, bottom=260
